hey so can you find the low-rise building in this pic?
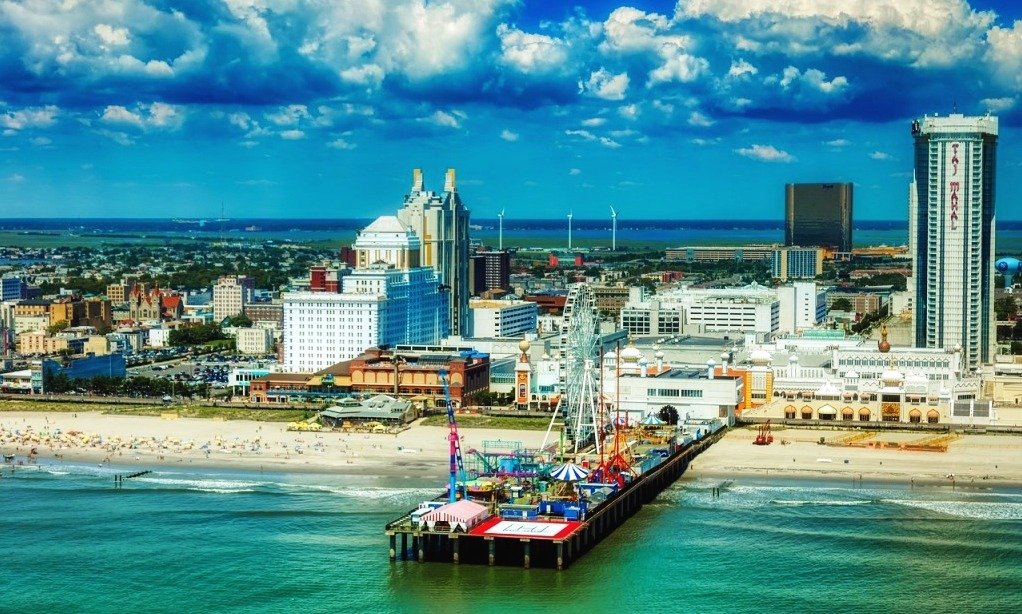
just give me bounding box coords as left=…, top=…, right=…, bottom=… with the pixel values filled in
left=771, top=247, right=824, bottom=280
left=468, top=299, right=538, bottom=338
left=235, top=327, right=274, bottom=355
left=17, top=333, right=69, bottom=355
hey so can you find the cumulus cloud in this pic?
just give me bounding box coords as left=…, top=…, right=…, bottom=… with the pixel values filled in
left=326, top=137, right=356, bottom=150
left=500, top=129, right=519, bottom=142
left=0, top=106, right=59, bottom=131
left=584, top=68, right=630, bottom=100
left=280, top=129, right=305, bottom=140
left=825, top=138, right=849, bottom=147
left=569, top=168, right=581, bottom=175
left=869, top=150, right=892, bottom=160
left=688, top=111, right=714, bottom=127
left=497, top=24, right=569, bottom=74
left=735, top=144, right=795, bottom=162
left=100, top=103, right=184, bottom=131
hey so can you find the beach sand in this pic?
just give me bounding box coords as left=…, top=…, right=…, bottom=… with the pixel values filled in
left=686, top=426, right=1022, bottom=487
left=0, top=411, right=550, bottom=479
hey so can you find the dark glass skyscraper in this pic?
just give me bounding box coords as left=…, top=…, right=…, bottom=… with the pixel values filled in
left=784, top=183, right=853, bottom=251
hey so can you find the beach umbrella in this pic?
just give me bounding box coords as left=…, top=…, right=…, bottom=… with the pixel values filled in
left=640, top=413, right=665, bottom=426
left=550, top=463, right=589, bottom=482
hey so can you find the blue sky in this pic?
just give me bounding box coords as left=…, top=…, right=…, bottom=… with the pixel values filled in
left=2, top=0, right=1022, bottom=220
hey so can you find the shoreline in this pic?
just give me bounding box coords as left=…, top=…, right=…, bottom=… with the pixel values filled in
left=682, top=427, right=1022, bottom=489
left=0, top=411, right=551, bottom=480
left=6, top=412, right=1022, bottom=490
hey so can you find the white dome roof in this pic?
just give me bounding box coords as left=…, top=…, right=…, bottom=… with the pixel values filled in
left=881, top=368, right=904, bottom=386
left=621, top=345, right=643, bottom=363
left=816, top=381, right=841, bottom=396
left=750, top=348, right=771, bottom=366
left=844, top=370, right=860, bottom=379
left=604, top=350, right=617, bottom=359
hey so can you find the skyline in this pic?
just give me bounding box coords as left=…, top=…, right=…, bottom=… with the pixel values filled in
left=3, top=1, right=1022, bottom=219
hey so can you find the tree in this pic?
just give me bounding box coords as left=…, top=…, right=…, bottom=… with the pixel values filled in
left=658, top=405, right=679, bottom=425
left=47, top=320, right=70, bottom=335
left=995, top=296, right=1018, bottom=321
left=830, top=297, right=853, bottom=313
left=225, top=314, right=253, bottom=327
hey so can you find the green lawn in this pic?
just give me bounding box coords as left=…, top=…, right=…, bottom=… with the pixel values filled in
left=420, top=414, right=551, bottom=430
left=0, top=399, right=313, bottom=422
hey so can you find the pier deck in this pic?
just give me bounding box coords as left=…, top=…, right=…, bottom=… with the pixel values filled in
left=385, top=428, right=725, bottom=569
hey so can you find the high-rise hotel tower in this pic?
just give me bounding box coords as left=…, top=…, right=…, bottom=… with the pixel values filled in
left=397, top=168, right=470, bottom=336
left=911, top=113, right=997, bottom=370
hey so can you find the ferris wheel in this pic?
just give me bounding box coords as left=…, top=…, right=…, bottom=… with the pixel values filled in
left=546, top=283, right=603, bottom=453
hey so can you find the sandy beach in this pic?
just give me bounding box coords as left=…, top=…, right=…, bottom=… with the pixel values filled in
left=686, top=426, right=1022, bottom=487
left=0, top=411, right=550, bottom=478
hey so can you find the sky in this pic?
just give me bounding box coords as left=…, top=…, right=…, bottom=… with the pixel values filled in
left=3, top=0, right=1022, bottom=221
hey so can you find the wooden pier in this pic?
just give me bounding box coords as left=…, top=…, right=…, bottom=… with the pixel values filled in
left=385, top=428, right=726, bottom=570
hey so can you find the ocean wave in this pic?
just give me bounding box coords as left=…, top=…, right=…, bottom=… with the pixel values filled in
left=888, top=499, right=1022, bottom=521
left=769, top=499, right=876, bottom=507
left=133, top=476, right=266, bottom=492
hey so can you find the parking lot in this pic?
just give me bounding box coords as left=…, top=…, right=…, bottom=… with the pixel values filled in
left=128, top=350, right=277, bottom=391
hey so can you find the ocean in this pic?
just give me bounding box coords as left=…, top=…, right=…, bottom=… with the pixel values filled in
left=2, top=461, right=1020, bottom=613
left=5, top=218, right=1022, bottom=252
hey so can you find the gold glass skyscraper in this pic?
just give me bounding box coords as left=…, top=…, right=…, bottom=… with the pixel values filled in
left=784, top=183, right=853, bottom=252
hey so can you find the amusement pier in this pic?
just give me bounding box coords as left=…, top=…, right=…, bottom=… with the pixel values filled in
left=385, top=295, right=729, bottom=569
left=384, top=419, right=724, bottom=569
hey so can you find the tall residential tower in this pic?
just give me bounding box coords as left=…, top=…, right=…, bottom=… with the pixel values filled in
left=911, top=113, right=998, bottom=369
left=397, top=168, right=470, bottom=336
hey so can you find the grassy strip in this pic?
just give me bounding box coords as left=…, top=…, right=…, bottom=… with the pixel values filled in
left=420, top=414, right=551, bottom=430
left=0, top=399, right=313, bottom=422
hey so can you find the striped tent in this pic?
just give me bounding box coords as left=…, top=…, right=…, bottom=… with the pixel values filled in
left=640, top=413, right=666, bottom=426
left=550, top=462, right=589, bottom=482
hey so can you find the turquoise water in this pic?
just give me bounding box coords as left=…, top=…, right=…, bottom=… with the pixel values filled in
left=2, top=462, right=1021, bottom=613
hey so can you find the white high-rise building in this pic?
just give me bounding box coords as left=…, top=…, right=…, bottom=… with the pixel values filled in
left=776, top=281, right=827, bottom=335
left=397, top=168, right=470, bottom=336
left=911, top=113, right=998, bottom=369
left=282, top=216, right=449, bottom=372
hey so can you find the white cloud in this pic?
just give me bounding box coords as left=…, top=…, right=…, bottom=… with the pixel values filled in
left=5, top=173, right=25, bottom=183
left=564, top=129, right=620, bottom=148
left=30, top=136, right=51, bottom=146
left=426, top=110, right=463, bottom=129
left=339, top=63, right=385, bottom=87
left=735, top=144, right=795, bottom=162
left=648, top=47, right=709, bottom=85
left=266, top=105, right=310, bottom=127
left=496, top=24, right=569, bottom=74
left=101, top=105, right=144, bottom=127
left=581, top=117, right=606, bottom=127
left=688, top=111, right=714, bottom=127
left=825, top=138, right=849, bottom=147
left=584, top=68, right=629, bottom=101
left=94, top=24, right=130, bottom=48
left=499, top=129, right=519, bottom=142
left=569, top=168, right=581, bottom=175
left=326, top=137, right=356, bottom=150
left=618, top=104, right=639, bottom=119
left=727, top=59, right=758, bottom=78
left=980, top=96, right=1016, bottom=113
left=280, top=130, right=305, bottom=140
left=869, top=150, right=892, bottom=160
left=0, top=105, right=59, bottom=130
left=100, top=103, right=184, bottom=131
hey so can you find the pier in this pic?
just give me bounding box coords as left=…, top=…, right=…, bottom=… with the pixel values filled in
left=385, top=428, right=725, bottom=570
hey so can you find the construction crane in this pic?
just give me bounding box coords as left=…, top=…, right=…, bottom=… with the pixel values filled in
left=439, top=369, right=467, bottom=503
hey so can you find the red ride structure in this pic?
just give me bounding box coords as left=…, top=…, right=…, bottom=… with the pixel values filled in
left=753, top=419, right=773, bottom=446
left=439, top=369, right=467, bottom=503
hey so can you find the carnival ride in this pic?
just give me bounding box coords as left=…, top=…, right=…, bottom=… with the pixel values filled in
left=439, top=369, right=467, bottom=503
left=545, top=283, right=604, bottom=454
left=753, top=420, right=774, bottom=445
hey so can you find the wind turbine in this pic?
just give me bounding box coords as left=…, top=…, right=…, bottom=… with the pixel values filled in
left=498, top=208, right=505, bottom=251
left=567, top=211, right=573, bottom=251
left=610, top=205, right=617, bottom=251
